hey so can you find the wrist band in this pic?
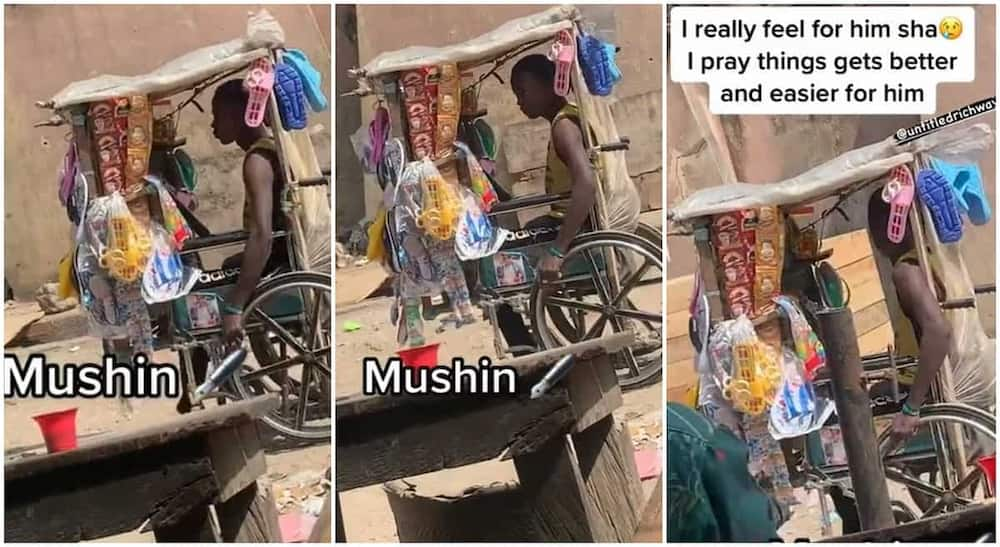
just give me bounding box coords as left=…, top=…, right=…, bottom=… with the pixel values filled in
left=901, top=401, right=920, bottom=417
left=220, top=300, right=243, bottom=316
left=547, top=246, right=565, bottom=259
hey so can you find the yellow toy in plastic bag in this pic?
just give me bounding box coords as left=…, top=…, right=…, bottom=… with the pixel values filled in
left=720, top=317, right=782, bottom=416
left=99, top=193, right=152, bottom=282
left=57, top=251, right=78, bottom=300
left=416, top=159, right=461, bottom=240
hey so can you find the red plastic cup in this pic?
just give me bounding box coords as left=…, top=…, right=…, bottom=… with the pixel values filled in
left=397, top=343, right=440, bottom=369
left=32, top=408, right=79, bottom=453
left=976, top=454, right=996, bottom=495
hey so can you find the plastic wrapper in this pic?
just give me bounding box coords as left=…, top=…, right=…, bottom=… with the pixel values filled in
left=99, top=193, right=152, bottom=283
left=768, top=347, right=836, bottom=440
left=416, top=158, right=461, bottom=240
left=774, top=296, right=826, bottom=381
left=454, top=187, right=509, bottom=261
left=141, top=224, right=200, bottom=304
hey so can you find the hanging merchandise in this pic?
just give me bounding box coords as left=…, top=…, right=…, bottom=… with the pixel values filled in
left=416, top=158, right=461, bottom=240
left=774, top=295, right=826, bottom=380
left=274, top=61, right=308, bottom=130
left=58, top=142, right=78, bottom=208
left=434, top=63, right=461, bottom=159
left=378, top=138, right=406, bottom=194
left=99, top=193, right=152, bottom=283
left=769, top=347, right=836, bottom=440
left=283, top=48, right=328, bottom=112
left=125, top=95, right=152, bottom=192
left=401, top=66, right=438, bottom=160
left=712, top=209, right=756, bottom=317
left=454, top=141, right=498, bottom=211
left=141, top=224, right=200, bottom=304
left=881, top=165, right=915, bottom=244
left=549, top=30, right=575, bottom=97
left=90, top=98, right=129, bottom=194
left=367, top=207, right=388, bottom=262
left=916, top=167, right=963, bottom=243
left=753, top=206, right=784, bottom=317
left=368, top=103, right=392, bottom=170
left=721, top=316, right=782, bottom=416
left=930, top=156, right=991, bottom=225
left=576, top=30, right=622, bottom=97
left=148, top=175, right=193, bottom=249
left=244, top=57, right=275, bottom=128
left=454, top=186, right=508, bottom=261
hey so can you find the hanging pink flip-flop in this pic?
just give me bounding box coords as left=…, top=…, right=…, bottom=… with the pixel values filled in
left=885, top=165, right=915, bottom=244
left=244, top=57, right=275, bottom=128
left=550, top=30, right=575, bottom=97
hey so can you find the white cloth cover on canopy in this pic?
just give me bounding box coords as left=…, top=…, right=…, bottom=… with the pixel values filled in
left=356, top=5, right=577, bottom=78
left=669, top=123, right=994, bottom=222
left=47, top=10, right=285, bottom=110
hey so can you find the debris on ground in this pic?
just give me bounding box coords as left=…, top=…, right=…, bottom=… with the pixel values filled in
left=267, top=469, right=330, bottom=516
left=34, top=283, right=76, bottom=315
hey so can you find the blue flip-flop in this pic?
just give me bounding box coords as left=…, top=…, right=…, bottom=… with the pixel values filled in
left=284, top=49, right=328, bottom=113
left=916, top=168, right=963, bottom=243
left=273, top=62, right=308, bottom=130
left=930, top=156, right=991, bottom=226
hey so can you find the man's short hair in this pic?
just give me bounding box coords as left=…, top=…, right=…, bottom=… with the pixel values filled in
left=511, top=54, right=556, bottom=85
left=213, top=78, right=248, bottom=109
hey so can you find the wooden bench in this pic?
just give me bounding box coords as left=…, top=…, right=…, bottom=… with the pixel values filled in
left=5, top=396, right=281, bottom=543
left=666, top=229, right=896, bottom=402
left=335, top=333, right=646, bottom=542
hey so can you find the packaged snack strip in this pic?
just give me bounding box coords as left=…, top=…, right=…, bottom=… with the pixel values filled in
left=411, top=131, right=434, bottom=160
left=725, top=282, right=754, bottom=318
left=754, top=267, right=781, bottom=316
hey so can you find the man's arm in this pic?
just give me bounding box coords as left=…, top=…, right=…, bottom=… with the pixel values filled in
left=229, top=153, right=275, bottom=309
left=893, top=262, right=952, bottom=409
left=550, top=118, right=597, bottom=253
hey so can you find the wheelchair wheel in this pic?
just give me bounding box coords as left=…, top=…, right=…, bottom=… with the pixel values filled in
left=878, top=403, right=996, bottom=518
left=530, top=231, right=663, bottom=390
left=231, top=271, right=331, bottom=441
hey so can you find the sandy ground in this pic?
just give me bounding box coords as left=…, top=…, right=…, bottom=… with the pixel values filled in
left=4, top=332, right=330, bottom=542
left=335, top=270, right=663, bottom=542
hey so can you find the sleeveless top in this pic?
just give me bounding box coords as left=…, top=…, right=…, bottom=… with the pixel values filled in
left=544, top=103, right=600, bottom=217
left=242, top=137, right=287, bottom=233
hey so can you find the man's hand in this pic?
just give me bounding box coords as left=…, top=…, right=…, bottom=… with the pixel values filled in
left=222, top=313, right=244, bottom=349
left=887, top=412, right=921, bottom=452
left=539, top=254, right=564, bottom=282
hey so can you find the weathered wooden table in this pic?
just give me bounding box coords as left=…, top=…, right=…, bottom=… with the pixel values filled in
left=819, top=502, right=995, bottom=542
left=335, top=332, right=646, bottom=542
left=5, top=395, right=281, bottom=542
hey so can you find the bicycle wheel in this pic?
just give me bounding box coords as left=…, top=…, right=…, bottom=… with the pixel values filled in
left=232, top=271, right=332, bottom=440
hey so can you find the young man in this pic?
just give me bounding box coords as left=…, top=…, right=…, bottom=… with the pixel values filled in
left=866, top=189, right=952, bottom=447
left=210, top=79, right=289, bottom=346
left=175, top=79, right=287, bottom=413
left=496, top=54, right=599, bottom=352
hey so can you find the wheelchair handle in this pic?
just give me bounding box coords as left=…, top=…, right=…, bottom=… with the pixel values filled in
left=596, top=136, right=630, bottom=153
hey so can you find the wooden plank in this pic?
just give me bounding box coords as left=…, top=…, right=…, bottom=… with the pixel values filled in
left=6, top=395, right=278, bottom=481
left=567, top=353, right=623, bottom=433
left=666, top=275, right=694, bottom=315
left=214, top=481, right=281, bottom=542
left=5, top=440, right=218, bottom=542
left=207, top=421, right=267, bottom=503
left=859, top=322, right=895, bottom=356
left=823, top=229, right=876, bottom=270
left=511, top=416, right=641, bottom=542
left=632, top=475, right=663, bottom=542
left=335, top=332, right=634, bottom=419
left=309, top=492, right=333, bottom=542
left=336, top=390, right=576, bottom=491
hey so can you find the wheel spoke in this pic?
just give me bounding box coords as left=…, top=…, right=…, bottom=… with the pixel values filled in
left=582, top=249, right=613, bottom=306
left=545, top=296, right=605, bottom=315
left=610, top=259, right=652, bottom=308
left=295, top=364, right=313, bottom=431
left=613, top=308, right=663, bottom=324
left=241, top=354, right=311, bottom=381
left=249, top=308, right=309, bottom=356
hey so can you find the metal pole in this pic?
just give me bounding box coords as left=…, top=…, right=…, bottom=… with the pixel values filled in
left=816, top=306, right=895, bottom=531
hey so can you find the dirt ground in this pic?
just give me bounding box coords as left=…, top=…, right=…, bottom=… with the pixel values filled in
left=4, top=329, right=330, bottom=543
left=335, top=288, right=663, bottom=542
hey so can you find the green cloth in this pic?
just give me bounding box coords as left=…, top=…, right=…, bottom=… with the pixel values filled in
left=667, top=403, right=781, bottom=542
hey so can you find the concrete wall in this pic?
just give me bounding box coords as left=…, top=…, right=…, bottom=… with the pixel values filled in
left=666, top=4, right=996, bottom=328
left=4, top=4, right=331, bottom=297
left=337, top=4, right=663, bottom=233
